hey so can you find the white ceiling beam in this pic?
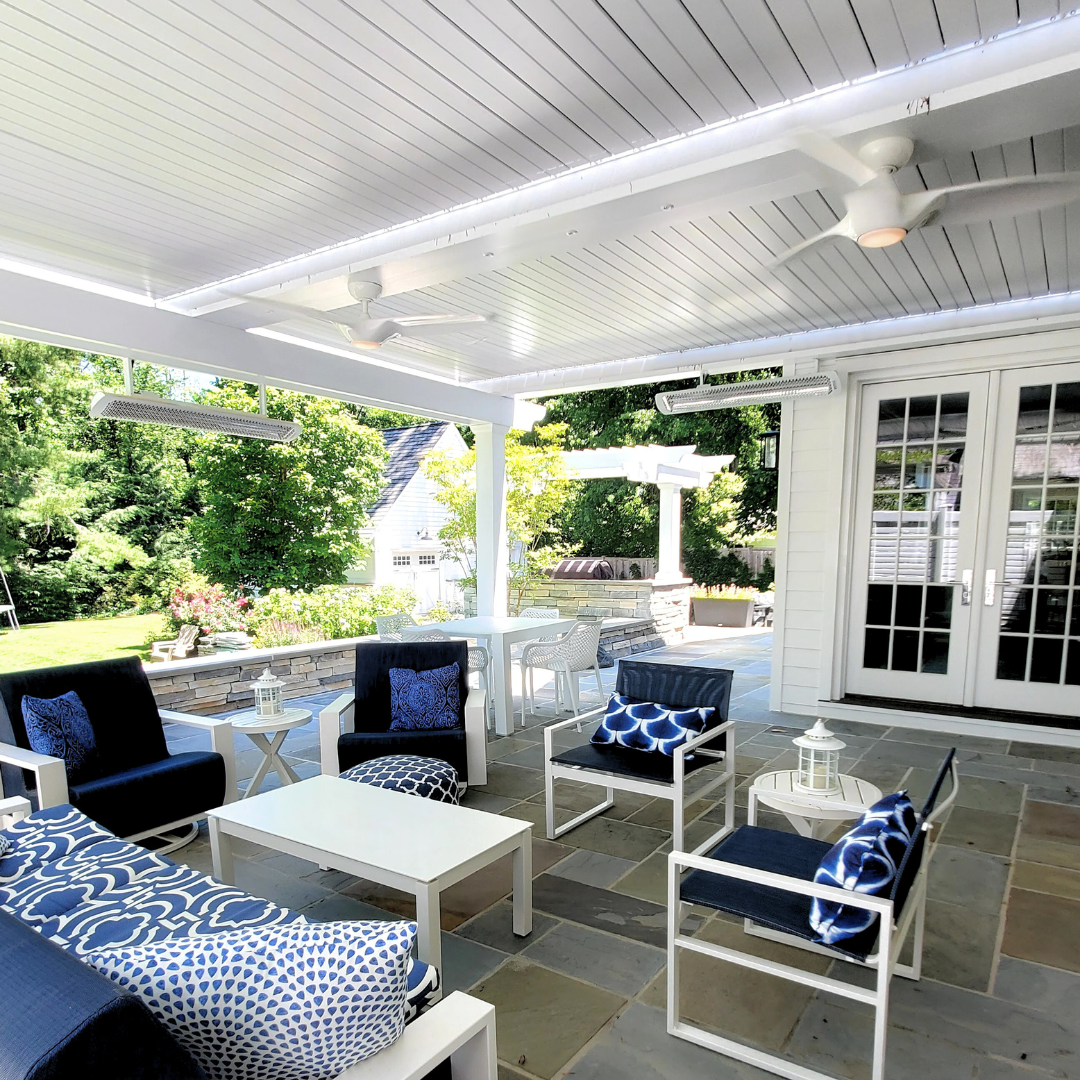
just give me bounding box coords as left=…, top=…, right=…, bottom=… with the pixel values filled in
left=0, top=269, right=517, bottom=426
left=475, top=290, right=1080, bottom=397
left=167, top=13, right=1080, bottom=319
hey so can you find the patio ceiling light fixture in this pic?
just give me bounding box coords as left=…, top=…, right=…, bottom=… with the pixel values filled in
left=89, top=359, right=301, bottom=442
left=655, top=372, right=839, bottom=413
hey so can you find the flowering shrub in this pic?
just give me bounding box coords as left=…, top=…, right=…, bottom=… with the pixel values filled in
left=164, top=581, right=251, bottom=636
left=253, top=618, right=325, bottom=649
left=247, top=584, right=417, bottom=642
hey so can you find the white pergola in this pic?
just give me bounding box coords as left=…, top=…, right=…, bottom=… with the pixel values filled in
left=561, top=446, right=734, bottom=583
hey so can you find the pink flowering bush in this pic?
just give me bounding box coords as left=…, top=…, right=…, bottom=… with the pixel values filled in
left=164, top=581, right=250, bottom=636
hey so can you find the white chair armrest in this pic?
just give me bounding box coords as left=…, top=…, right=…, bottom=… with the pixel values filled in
left=0, top=795, right=32, bottom=825
left=159, top=710, right=238, bottom=804
left=673, top=719, right=735, bottom=779
left=668, top=849, right=894, bottom=916
left=336, top=992, right=496, bottom=1080
left=0, top=743, right=68, bottom=807
left=319, top=692, right=356, bottom=777
left=464, top=688, right=487, bottom=788
left=542, top=704, right=606, bottom=757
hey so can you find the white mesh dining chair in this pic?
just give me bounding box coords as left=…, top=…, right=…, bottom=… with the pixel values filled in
left=374, top=612, right=417, bottom=640
left=401, top=626, right=492, bottom=717
left=519, top=620, right=603, bottom=722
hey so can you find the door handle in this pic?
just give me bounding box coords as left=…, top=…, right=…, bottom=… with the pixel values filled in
left=984, top=568, right=1007, bottom=605
left=938, top=571, right=973, bottom=605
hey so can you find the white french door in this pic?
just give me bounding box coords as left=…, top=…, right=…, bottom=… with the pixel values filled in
left=972, top=365, right=1080, bottom=712
left=846, top=375, right=991, bottom=704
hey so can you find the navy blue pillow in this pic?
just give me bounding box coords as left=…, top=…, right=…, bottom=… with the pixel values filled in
left=20, top=690, right=101, bottom=785
left=591, top=693, right=715, bottom=756
left=388, top=663, right=461, bottom=731
left=809, top=792, right=917, bottom=945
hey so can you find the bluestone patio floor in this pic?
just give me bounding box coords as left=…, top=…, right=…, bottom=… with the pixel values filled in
left=164, top=627, right=1080, bottom=1080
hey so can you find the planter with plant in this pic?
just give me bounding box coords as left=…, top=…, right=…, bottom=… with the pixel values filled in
left=691, top=585, right=757, bottom=627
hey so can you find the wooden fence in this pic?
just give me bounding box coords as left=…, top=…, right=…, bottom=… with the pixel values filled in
left=596, top=549, right=773, bottom=581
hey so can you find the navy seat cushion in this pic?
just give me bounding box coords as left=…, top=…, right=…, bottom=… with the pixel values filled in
left=339, top=729, right=467, bottom=779
left=68, top=752, right=225, bottom=839
left=0, top=908, right=208, bottom=1080
left=680, top=825, right=882, bottom=961
left=550, top=740, right=714, bottom=782
left=0, top=657, right=169, bottom=802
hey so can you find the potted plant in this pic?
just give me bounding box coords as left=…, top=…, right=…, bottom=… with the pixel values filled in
left=691, top=585, right=757, bottom=627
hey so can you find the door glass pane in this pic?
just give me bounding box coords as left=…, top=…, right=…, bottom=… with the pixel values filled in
left=862, top=391, right=966, bottom=675
left=994, top=380, right=1080, bottom=688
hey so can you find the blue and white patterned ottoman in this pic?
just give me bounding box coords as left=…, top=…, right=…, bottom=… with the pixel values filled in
left=340, top=755, right=460, bottom=805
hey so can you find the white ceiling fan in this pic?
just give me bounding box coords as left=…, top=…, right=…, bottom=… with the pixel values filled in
left=246, top=274, right=487, bottom=349
left=772, top=135, right=1080, bottom=266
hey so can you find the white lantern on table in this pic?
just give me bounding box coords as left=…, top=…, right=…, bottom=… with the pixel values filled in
left=793, top=720, right=844, bottom=794
left=252, top=666, right=285, bottom=719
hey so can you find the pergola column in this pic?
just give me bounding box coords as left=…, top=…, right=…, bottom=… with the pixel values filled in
left=472, top=422, right=509, bottom=617
left=656, top=481, right=685, bottom=583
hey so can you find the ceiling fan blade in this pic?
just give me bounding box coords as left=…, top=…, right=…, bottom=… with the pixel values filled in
left=793, top=132, right=878, bottom=189
left=392, top=313, right=487, bottom=328
left=769, top=218, right=853, bottom=267
left=927, top=174, right=1080, bottom=228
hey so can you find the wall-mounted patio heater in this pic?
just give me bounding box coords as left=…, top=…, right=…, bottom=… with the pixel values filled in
left=655, top=371, right=840, bottom=414
left=89, top=359, right=301, bottom=442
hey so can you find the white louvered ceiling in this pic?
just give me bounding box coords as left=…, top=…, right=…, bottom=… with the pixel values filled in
left=0, top=0, right=1071, bottom=295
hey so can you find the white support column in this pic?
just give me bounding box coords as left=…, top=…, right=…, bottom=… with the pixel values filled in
left=656, top=482, right=684, bottom=584
left=472, top=423, right=509, bottom=618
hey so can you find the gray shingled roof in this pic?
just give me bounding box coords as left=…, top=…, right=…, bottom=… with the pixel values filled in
left=369, top=421, right=451, bottom=520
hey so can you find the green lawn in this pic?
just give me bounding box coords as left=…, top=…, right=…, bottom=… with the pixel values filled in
left=0, top=613, right=163, bottom=673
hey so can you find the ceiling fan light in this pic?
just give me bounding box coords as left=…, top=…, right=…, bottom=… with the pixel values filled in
left=857, top=226, right=907, bottom=248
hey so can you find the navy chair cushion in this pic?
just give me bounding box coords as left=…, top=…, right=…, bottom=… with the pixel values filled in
left=338, top=729, right=468, bottom=779
left=550, top=740, right=714, bottom=783
left=21, top=691, right=102, bottom=786
left=810, top=793, right=917, bottom=945
left=0, top=657, right=169, bottom=802
left=352, top=641, right=468, bottom=735
left=591, top=693, right=715, bottom=756
left=0, top=908, right=208, bottom=1080
left=68, top=752, right=226, bottom=839
left=388, top=663, right=461, bottom=731
left=680, top=825, right=882, bottom=961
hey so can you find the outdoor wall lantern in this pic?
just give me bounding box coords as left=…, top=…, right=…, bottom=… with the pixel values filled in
left=793, top=720, right=845, bottom=794
left=758, top=430, right=780, bottom=471
left=252, top=666, right=285, bottom=719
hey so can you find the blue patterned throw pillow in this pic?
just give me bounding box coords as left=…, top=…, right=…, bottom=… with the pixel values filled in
left=87, top=919, right=417, bottom=1080
left=591, top=694, right=715, bottom=756
left=21, top=691, right=100, bottom=785
left=809, top=792, right=917, bottom=945
left=388, top=663, right=461, bottom=731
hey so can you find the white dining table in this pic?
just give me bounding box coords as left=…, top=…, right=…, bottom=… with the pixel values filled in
left=424, top=615, right=577, bottom=735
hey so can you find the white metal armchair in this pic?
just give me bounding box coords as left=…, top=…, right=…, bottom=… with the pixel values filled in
left=666, top=750, right=959, bottom=1080
left=544, top=659, right=736, bottom=852
left=519, top=620, right=603, bottom=720
left=375, top=613, right=418, bottom=639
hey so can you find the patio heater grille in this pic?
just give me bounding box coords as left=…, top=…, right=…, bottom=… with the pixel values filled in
left=90, top=391, right=301, bottom=442
left=655, top=372, right=840, bottom=413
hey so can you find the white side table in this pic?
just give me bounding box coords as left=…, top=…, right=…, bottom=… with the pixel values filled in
left=748, top=770, right=883, bottom=840
left=229, top=708, right=312, bottom=799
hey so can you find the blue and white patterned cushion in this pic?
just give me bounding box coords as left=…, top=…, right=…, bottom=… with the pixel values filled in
left=87, top=919, right=417, bottom=1080
left=809, top=792, right=918, bottom=945
left=340, top=754, right=460, bottom=804
left=388, top=663, right=461, bottom=731
left=20, top=691, right=101, bottom=785
left=405, top=957, right=441, bottom=1021
left=0, top=804, right=116, bottom=889
left=0, top=836, right=9, bottom=857
left=590, top=694, right=715, bottom=756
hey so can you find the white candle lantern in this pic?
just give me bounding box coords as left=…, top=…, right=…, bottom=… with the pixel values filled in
left=793, top=720, right=845, bottom=794
left=252, top=666, right=284, bottom=718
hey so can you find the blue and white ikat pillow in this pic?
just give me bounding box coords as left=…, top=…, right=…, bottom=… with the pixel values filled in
left=809, top=792, right=917, bottom=945
left=388, top=662, right=461, bottom=731
left=87, top=919, right=417, bottom=1080
left=20, top=690, right=101, bottom=785
left=591, top=694, right=715, bottom=756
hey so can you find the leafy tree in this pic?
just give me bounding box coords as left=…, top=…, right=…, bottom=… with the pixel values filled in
left=190, top=384, right=387, bottom=590
left=536, top=370, right=781, bottom=564
left=423, top=425, right=576, bottom=612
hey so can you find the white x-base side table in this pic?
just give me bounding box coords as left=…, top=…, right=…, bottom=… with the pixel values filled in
left=229, top=707, right=311, bottom=799
left=748, top=770, right=883, bottom=840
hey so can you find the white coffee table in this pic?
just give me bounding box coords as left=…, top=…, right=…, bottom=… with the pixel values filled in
left=228, top=707, right=311, bottom=799
left=748, top=770, right=883, bottom=840
left=208, top=774, right=533, bottom=979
